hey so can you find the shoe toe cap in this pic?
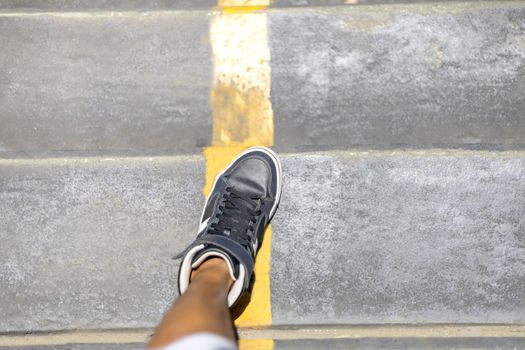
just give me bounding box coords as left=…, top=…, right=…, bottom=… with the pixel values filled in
left=228, top=157, right=272, bottom=197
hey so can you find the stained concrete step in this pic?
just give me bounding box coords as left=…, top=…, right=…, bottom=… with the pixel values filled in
left=0, top=0, right=508, bottom=11
left=1, top=150, right=523, bottom=332
left=2, top=326, right=525, bottom=349
left=272, top=338, right=525, bottom=349
left=272, top=150, right=525, bottom=325
left=0, top=345, right=143, bottom=350
left=1, top=2, right=525, bottom=157
left=2, top=338, right=525, bottom=350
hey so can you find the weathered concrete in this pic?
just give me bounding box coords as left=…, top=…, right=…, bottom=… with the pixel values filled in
left=273, top=0, right=508, bottom=5
left=0, top=156, right=204, bottom=332
left=0, top=0, right=215, bottom=10
left=1, top=3, right=525, bottom=157
left=0, top=11, right=212, bottom=157
left=1, top=345, right=144, bottom=350
left=270, top=3, right=525, bottom=150
left=0, top=0, right=505, bottom=11
left=274, top=337, right=525, bottom=349
left=271, top=151, right=525, bottom=324
left=2, top=338, right=525, bottom=350
left=1, top=151, right=524, bottom=332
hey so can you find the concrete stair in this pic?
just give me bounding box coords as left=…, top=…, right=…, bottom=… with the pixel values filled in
left=1, top=1, right=524, bottom=349
left=2, top=1, right=525, bottom=158
left=2, top=337, right=525, bottom=350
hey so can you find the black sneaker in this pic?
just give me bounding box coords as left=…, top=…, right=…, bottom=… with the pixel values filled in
left=177, top=146, right=282, bottom=306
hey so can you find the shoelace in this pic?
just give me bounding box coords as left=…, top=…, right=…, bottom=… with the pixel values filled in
left=208, top=187, right=262, bottom=249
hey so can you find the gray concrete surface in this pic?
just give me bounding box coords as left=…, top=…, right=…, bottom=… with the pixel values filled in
left=274, top=337, right=525, bottom=349
left=271, top=3, right=525, bottom=150
left=2, top=338, right=525, bottom=350
left=0, top=11, right=212, bottom=157
left=1, top=345, right=143, bottom=350
left=271, top=151, right=525, bottom=324
left=272, top=0, right=511, bottom=5
left=1, top=151, right=524, bottom=332
left=0, top=0, right=215, bottom=10
left=0, top=156, right=204, bottom=332
left=0, top=0, right=506, bottom=11
left=1, top=3, right=525, bottom=157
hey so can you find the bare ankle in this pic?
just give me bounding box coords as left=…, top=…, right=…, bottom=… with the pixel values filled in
left=190, top=257, right=234, bottom=289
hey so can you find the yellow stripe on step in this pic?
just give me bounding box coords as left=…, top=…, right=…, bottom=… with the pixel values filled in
left=208, top=6, right=273, bottom=149
left=221, top=6, right=267, bottom=14
left=239, top=339, right=274, bottom=350
left=218, top=0, right=271, bottom=7
left=207, top=2, right=274, bottom=349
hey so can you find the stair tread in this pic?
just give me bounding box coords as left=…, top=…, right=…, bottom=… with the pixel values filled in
left=1, top=337, right=525, bottom=350
left=0, top=151, right=523, bottom=332
left=1, top=3, right=525, bottom=157
left=0, top=0, right=517, bottom=11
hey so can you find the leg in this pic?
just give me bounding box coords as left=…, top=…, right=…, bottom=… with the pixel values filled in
left=148, top=258, right=235, bottom=349
left=150, top=147, right=282, bottom=349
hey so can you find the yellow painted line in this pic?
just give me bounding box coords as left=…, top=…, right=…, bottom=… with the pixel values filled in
left=218, top=0, right=271, bottom=6
left=236, top=227, right=273, bottom=325
left=208, top=7, right=273, bottom=150
left=207, top=0, right=274, bottom=349
left=238, top=339, right=274, bottom=350
left=221, top=6, right=268, bottom=14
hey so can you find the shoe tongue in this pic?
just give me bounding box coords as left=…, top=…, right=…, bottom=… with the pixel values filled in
left=228, top=159, right=268, bottom=197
